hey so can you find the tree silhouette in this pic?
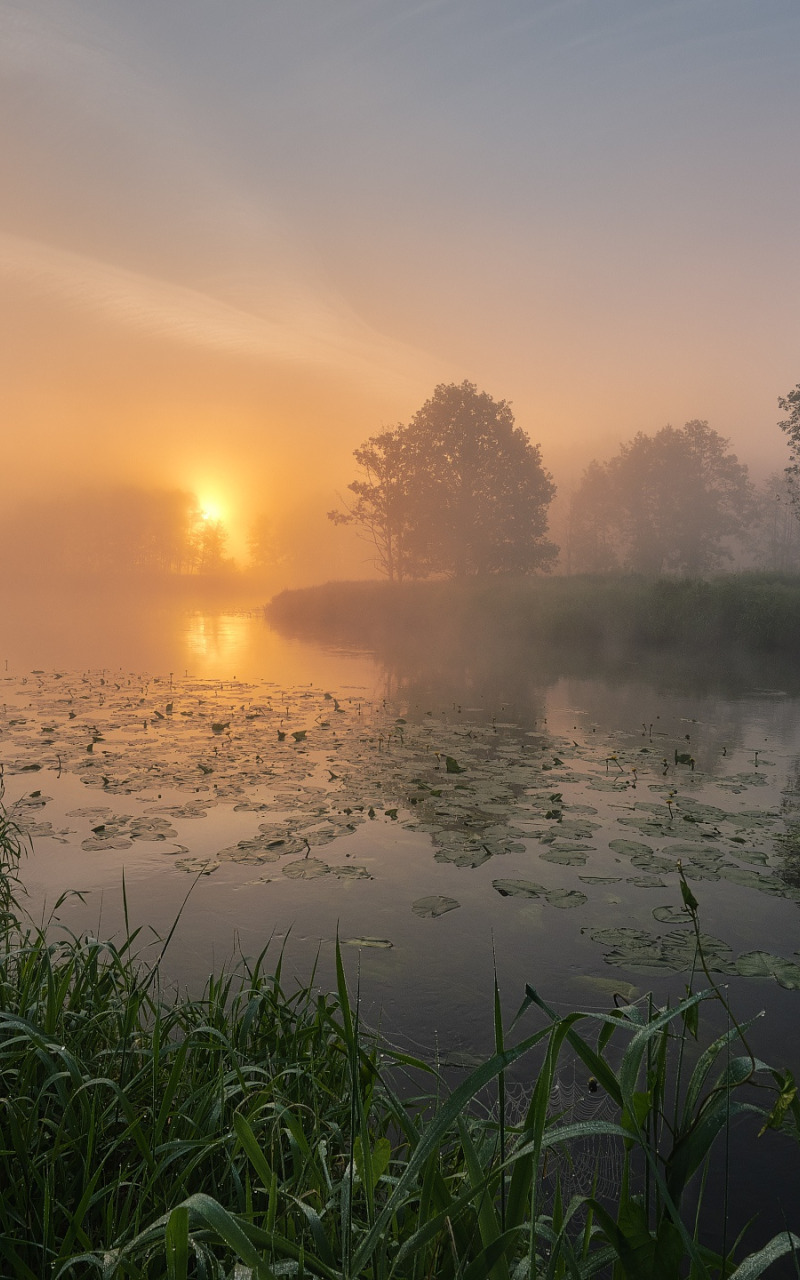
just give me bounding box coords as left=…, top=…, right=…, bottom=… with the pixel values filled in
left=329, top=382, right=557, bottom=579
left=328, top=426, right=420, bottom=582
left=779, top=383, right=800, bottom=507
left=569, top=421, right=754, bottom=575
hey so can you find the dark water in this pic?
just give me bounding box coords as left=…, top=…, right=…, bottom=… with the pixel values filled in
left=2, top=590, right=800, bottom=1258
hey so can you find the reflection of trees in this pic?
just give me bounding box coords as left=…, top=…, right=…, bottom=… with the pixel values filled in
left=267, top=579, right=800, bottom=699
left=0, top=487, right=234, bottom=580
left=380, top=644, right=548, bottom=728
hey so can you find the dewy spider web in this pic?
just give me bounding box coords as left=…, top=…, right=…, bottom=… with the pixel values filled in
left=543, top=1066, right=623, bottom=1202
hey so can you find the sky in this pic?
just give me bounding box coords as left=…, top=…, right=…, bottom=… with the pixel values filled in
left=2, top=0, right=798, bottom=575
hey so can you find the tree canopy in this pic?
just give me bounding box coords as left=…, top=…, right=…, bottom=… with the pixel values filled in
left=779, top=383, right=800, bottom=505
left=329, top=382, right=557, bottom=580
left=567, top=421, right=755, bottom=575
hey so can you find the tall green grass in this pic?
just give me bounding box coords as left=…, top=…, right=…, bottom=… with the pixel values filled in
left=1, top=796, right=799, bottom=1278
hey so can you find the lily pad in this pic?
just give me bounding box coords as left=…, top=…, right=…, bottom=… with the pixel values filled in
left=591, top=926, right=735, bottom=975
left=545, top=887, right=588, bottom=909
left=608, top=839, right=653, bottom=858
left=652, top=904, right=692, bottom=923
left=283, top=858, right=330, bottom=880
left=412, top=895, right=460, bottom=918
left=492, top=880, right=587, bottom=909
left=736, top=951, right=800, bottom=989
left=540, top=848, right=588, bottom=866
left=344, top=937, right=393, bottom=949
left=493, top=879, right=544, bottom=900
left=174, top=857, right=220, bottom=875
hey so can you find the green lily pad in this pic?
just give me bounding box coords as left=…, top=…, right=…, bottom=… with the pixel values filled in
left=412, top=895, right=460, bottom=918
left=736, top=952, right=800, bottom=989
left=434, top=843, right=494, bottom=868
left=492, top=880, right=587, bottom=908
left=718, top=866, right=787, bottom=895
left=608, top=840, right=653, bottom=858
left=652, top=904, right=692, bottom=923
left=283, top=858, right=330, bottom=879
left=540, top=848, right=588, bottom=866
left=331, top=865, right=371, bottom=880
left=174, top=857, right=220, bottom=875
left=591, top=926, right=735, bottom=975
left=493, top=879, right=544, bottom=900
left=545, top=888, right=588, bottom=909
left=630, top=852, right=677, bottom=874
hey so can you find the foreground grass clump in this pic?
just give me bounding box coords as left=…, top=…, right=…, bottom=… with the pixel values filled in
left=1, top=809, right=800, bottom=1278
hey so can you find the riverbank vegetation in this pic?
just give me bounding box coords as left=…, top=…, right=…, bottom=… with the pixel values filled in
left=266, top=573, right=800, bottom=667
left=1, top=800, right=799, bottom=1277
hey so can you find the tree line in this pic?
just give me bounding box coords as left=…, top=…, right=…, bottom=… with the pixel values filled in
left=1, top=489, right=232, bottom=582
left=329, top=379, right=800, bottom=579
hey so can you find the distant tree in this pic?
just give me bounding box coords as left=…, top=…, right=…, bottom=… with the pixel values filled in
left=564, top=461, right=619, bottom=574
left=329, top=383, right=557, bottom=579
left=569, top=421, right=755, bottom=575
left=778, top=383, right=800, bottom=508
left=749, top=472, right=800, bottom=572
left=191, top=515, right=229, bottom=573
left=247, top=512, right=281, bottom=570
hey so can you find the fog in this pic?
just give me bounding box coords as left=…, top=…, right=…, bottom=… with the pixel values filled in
left=2, top=0, right=799, bottom=588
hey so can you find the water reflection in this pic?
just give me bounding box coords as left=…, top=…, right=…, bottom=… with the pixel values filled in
left=184, top=611, right=253, bottom=677
left=0, top=585, right=381, bottom=689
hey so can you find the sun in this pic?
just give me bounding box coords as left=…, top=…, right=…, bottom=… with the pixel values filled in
left=198, top=496, right=225, bottom=524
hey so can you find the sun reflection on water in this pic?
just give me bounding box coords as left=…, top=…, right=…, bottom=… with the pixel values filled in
left=184, top=612, right=251, bottom=678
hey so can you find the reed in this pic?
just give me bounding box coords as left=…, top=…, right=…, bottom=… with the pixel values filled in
left=0, top=797, right=798, bottom=1279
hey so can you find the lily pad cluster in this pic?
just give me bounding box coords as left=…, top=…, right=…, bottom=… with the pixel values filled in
left=591, top=923, right=800, bottom=989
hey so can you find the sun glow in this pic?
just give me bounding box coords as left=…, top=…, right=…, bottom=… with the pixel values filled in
left=198, top=496, right=224, bottom=523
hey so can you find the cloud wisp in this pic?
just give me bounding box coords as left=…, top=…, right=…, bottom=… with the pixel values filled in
left=0, top=230, right=437, bottom=388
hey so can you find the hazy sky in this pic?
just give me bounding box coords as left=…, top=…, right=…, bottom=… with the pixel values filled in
left=2, top=0, right=798, bottom=568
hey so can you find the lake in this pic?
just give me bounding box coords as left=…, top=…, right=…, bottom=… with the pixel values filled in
left=3, top=590, right=800, bottom=1075
left=5, top=587, right=800, bottom=1252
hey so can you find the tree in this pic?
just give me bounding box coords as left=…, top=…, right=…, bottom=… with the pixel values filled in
left=329, top=382, right=557, bottom=579
left=190, top=512, right=229, bottom=573
left=778, top=383, right=800, bottom=508
left=328, top=426, right=420, bottom=582
left=749, top=472, right=800, bottom=572
left=405, top=382, right=557, bottom=576
left=568, top=421, right=755, bottom=575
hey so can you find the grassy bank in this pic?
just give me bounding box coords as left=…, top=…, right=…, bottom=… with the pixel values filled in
left=265, top=575, right=800, bottom=670
left=1, top=801, right=799, bottom=1278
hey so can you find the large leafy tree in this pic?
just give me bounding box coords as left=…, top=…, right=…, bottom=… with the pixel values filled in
left=568, top=421, right=754, bottom=575
left=329, top=383, right=557, bottom=579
